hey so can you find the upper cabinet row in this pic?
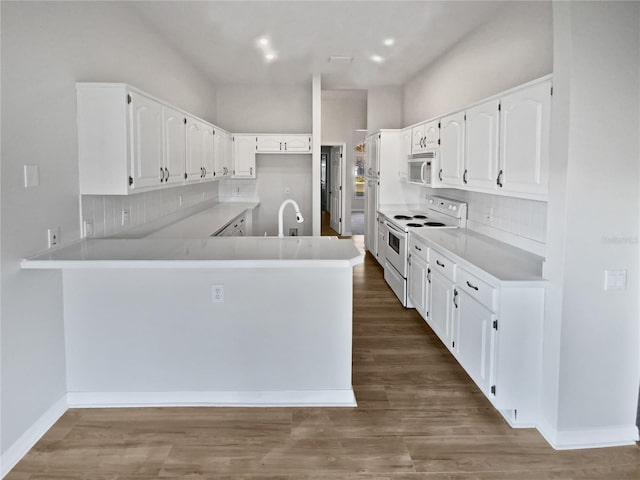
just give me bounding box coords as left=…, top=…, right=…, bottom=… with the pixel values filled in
left=77, top=84, right=311, bottom=194
left=407, top=77, right=551, bottom=200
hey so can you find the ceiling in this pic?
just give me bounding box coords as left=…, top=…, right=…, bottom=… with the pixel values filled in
left=131, top=1, right=508, bottom=89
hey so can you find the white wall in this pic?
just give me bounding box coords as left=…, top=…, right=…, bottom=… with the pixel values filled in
left=255, top=155, right=313, bottom=237
left=403, top=1, right=552, bottom=126
left=321, top=90, right=367, bottom=235
left=215, top=84, right=311, bottom=133
left=367, top=86, right=402, bottom=133
left=0, top=0, right=217, bottom=460
left=541, top=1, right=640, bottom=447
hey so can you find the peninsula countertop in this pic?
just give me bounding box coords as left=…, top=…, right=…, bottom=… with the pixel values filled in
left=21, top=236, right=364, bottom=269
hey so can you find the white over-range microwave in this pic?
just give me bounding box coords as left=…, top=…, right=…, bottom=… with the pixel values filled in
left=407, top=151, right=437, bottom=186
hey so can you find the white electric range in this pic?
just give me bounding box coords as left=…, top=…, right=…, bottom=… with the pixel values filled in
left=379, top=196, right=468, bottom=307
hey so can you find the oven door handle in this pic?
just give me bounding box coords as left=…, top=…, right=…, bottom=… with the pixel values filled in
left=384, top=221, right=406, bottom=236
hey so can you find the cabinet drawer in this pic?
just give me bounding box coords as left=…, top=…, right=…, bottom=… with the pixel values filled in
left=430, top=249, right=456, bottom=282
left=457, top=267, right=497, bottom=311
left=409, top=235, right=428, bottom=262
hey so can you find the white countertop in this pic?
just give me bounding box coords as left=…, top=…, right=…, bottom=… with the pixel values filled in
left=114, top=202, right=259, bottom=239
left=21, top=237, right=363, bottom=269
left=410, top=227, right=546, bottom=284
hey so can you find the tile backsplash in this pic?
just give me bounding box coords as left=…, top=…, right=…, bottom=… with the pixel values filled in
left=218, top=178, right=259, bottom=202
left=423, top=187, right=547, bottom=254
left=81, top=182, right=220, bottom=238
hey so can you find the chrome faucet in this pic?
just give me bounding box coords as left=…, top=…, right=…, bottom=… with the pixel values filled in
left=278, top=199, right=304, bottom=237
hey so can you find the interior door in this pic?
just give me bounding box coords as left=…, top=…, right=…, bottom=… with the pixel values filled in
left=329, top=146, right=342, bottom=233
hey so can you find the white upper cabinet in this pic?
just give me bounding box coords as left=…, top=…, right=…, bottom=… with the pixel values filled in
left=77, top=83, right=222, bottom=194
left=399, top=127, right=412, bottom=181
left=498, top=80, right=551, bottom=196
left=439, top=112, right=465, bottom=186
left=162, top=106, right=186, bottom=186
left=185, top=116, right=205, bottom=183
left=465, top=100, right=500, bottom=189
left=130, top=91, right=164, bottom=190
left=256, top=134, right=312, bottom=153
left=411, top=120, right=439, bottom=154
left=233, top=134, right=256, bottom=178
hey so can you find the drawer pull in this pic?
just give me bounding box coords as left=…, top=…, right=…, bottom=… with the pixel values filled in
left=436, top=260, right=445, bottom=268
left=466, top=281, right=479, bottom=291
left=453, top=289, right=459, bottom=308
left=414, top=245, right=422, bottom=251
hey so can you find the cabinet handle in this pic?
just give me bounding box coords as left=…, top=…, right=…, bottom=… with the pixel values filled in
left=165, top=167, right=169, bottom=181
left=250, top=167, right=253, bottom=176
left=453, top=289, right=459, bottom=308
left=160, top=167, right=165, bottom=182
left=439, top=168, right=443, bottom=182
left=414, top=245, right=422, bottom=252
left=280, top=142, right=282, bottom=150
left=204, top=167, right=207, bottom=177
left=436, top=260, right=445, bottom=268
left=463, top=169, right=468, bottom=184
left=497, top=169, right=504, bottom=188
left=284, top=142, right=287, bottom=151
left=466, top=280, right=479, bottom=291
left=427, top=268, right=431, bottom=283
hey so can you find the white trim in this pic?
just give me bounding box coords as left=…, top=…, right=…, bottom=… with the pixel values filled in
left=537, top=419, right=639, bottom=450
left=1, top=395, right=68, bottom=478
left=66, top=389, right=357, bottom=408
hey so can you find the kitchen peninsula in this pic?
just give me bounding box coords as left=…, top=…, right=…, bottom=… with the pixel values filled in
left=22, top=236, right=362, bottom=407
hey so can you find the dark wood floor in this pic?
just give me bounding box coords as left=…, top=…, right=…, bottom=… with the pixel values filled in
left=6, top=221, right=640, bottom=479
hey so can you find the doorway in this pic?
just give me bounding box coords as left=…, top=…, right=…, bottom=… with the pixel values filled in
left=320, top=144, right=345, bottom=235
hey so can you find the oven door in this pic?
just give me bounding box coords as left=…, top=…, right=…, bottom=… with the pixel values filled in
left=384, top=221, right=407, bottom=278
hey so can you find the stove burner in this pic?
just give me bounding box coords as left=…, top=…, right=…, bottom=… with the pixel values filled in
left=393, top=215, right=413, bottom=220
left=413, top=214, right=428, bottom=219
left=425, top=221, right=446, bottom=227
left=406, top=223, right=424, bottom=228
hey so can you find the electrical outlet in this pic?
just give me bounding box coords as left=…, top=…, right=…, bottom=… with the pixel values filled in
left=121, top=209, right=130, bottom=226
left=83, top=220, right=94, bottom=238
left=47, top=227, right=60, bottom=248
left=289, top=228, right=298, bottom=236
left=211, top=284, right=224, bottom=303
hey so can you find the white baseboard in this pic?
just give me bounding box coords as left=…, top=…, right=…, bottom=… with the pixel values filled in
left=537, top=419, right=639, bottom=450
left=66, top=389, right=357, bottom=408
left=1, top=395, right=68, bottom=478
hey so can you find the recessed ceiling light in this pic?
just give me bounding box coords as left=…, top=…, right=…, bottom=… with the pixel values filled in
left=383, top=38, right=395, bottom=47
left=258, top=37, right=269, bottom=46
left=265, top=52, right=276, bottom=62
left=371, top=55, right=384, bottom=63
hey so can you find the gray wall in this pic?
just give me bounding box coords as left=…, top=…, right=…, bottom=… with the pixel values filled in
left=1, top=1, right=217, bottom=456
left=403, top=1, right=552, bottom=125
left=321, top=90, right=367, bottom=235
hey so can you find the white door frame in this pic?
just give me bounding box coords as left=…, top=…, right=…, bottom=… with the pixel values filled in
left=322, top=142, right=347, bottom=235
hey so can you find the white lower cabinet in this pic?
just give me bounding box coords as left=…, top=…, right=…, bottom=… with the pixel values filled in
left=453, top=287, right=496, bottom=397
left=408, top=233, right=544, bottom=426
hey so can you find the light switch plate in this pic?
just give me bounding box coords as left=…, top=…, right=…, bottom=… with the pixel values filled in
left=604, top=270, right=626, bottom=291
left=24, top=165, right=39, bottom=188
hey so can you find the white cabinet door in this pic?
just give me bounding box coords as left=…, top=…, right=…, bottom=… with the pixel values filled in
left=377, top=221, right=386, bottom=264
left=203, top=126, right=215, bottom=180
left=408, top=253, right=428, bottom=320
left=366, top=134, right=380, bottom=177
left=455, top=288, right=496, bottom=396
left=185, top=116, right=205, bottom=182
left=223, top=132, right=233, bottom=176
left=429, top=269, right=454, bottom=347
left=439, top=112, right=465, bottom=186
left=424, top=120, right=440, bottom=149
left=465, top=100, right=499, bottom=189
left=213, top=130, right=224, bottom=178
left=162, top=106, right=186, bottom=186
left=130, top=92, right=164, bottom=189
left=498, top=81, right=551, bottom=196
left=256, top=135, right=281, bottom=152
left=282, top=135, right=311, bottom=153
left=233, top=134, right=256, bottom=178
left=364, top=179, right=378, bottom=255
left=411, top=123, right=425, bottom=153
